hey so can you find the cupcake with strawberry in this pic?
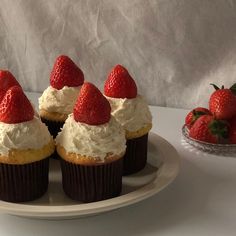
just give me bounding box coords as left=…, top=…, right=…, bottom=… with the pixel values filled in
left=56, top=82, right=126, bottom=202
left=0, top=86, right=54, bottom=202
left=104, top=65, right=152, bottom=175
left=39, top=55, right=84, bottom=138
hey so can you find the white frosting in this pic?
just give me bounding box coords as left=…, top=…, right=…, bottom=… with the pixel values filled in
left=38, top=86, right=81, bottom=114
left=56, top=115, right=126, bottom=161
left=105, top=95, right=152, bottom=132
left=0, top=117, right=52, bottom=156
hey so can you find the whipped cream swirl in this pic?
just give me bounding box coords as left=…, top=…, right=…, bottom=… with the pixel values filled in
left=56, top=115, right=126, bottom=160
left=105, top=95, right=152, bottom=132
left=0, top=117, right=52, bottom=156
left=39, top=86, right=81, bottom=114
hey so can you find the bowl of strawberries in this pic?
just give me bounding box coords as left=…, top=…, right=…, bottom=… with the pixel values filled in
left=182, top=83, right=236, bottom=156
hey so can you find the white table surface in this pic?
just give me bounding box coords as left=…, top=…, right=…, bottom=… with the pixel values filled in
left=0, top=92, right=235, bottom=236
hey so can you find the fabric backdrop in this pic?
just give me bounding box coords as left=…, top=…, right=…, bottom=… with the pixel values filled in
left=0, top=0, right=236, bottom=109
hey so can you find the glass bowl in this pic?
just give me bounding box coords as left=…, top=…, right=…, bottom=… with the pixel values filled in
left=181, top=125, right=236, bottom=156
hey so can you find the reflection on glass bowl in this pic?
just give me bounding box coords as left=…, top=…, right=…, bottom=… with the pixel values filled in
left=182, top=125, right=236, bottom=156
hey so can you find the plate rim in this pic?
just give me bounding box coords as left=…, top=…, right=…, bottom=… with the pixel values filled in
left=0, top=132, right=180, bottom=219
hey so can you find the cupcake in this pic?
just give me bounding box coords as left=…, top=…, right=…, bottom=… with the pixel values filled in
left=39, top=55, right=84, bottom=138
left=104, top=65, right=152, bottom=175
left=56, top=82, right=126, bottom=202
left=0, top=86, right=54, bottom=202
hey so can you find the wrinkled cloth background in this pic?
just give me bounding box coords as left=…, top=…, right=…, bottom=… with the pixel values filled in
left=0, top=0, right=236, bottom=109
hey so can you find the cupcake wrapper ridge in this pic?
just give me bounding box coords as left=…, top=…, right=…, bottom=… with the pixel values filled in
left=0, top=158, right=49, bottom=203
left=123, top=133, right=148, bottom=175
left=60, top=157, right=123, bottom=203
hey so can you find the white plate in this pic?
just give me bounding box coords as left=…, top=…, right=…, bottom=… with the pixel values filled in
left=0, top=132, right=180, bottom=220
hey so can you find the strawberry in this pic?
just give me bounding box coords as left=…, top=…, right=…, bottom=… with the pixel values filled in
left=0, top=70, right=21, bottom=101
left=50, top=55, right=84, bottom=90
left=104, top=64, right=137, bottom=99
left=189, top=115, right=229, bottom=144
left=209, top=84, right=236, bottom=120
left=185, top=107, right=211, bottom=129
left=73, top=82, right=111, bottom=125
left=229, top=117, right=236, bottom=144
left=0, top=86, right=34, bottom=124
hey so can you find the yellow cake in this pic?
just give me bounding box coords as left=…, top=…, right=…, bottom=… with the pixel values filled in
left=38, top=55, right=84, bottom=138
left=0, top=86, right=55, bottom=202
left=104, top=65, right=152, bottom=175
left=56, top=82, right=126, bottom=202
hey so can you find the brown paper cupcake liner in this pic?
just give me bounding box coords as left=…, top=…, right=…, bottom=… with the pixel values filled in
left=0, top=158, right=49, bottom=202
left=40, top=117, right=64, bottom=139
left=60, top=157, right=123, bottom=203
left=123, top=133, right=148, bottom=175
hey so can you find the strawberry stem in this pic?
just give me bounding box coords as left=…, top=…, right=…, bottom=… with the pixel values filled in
left=230, top=83, right=236, bottom=95
left=210, top=84, right=220, bottom=90
left=193, top=110, right=207, bottom=121
left=209, top=120, right=229, bottom=139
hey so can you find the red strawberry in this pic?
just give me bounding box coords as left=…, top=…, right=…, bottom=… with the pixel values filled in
left=229, top=117, right=236, bottom=144
left=185, top=107, right=211, bottom=129
left=209, top=84, right=236, bottom=120
left=50, top=55, right=84, bottom=90
left=0, top=70, right=21, bottom=101
left=104, top=64, right=137, bottom=99
left=73, top=82, right=111, bottom=125
left=0, top=86, right=34, bottom=124
left=189, top=115, right=229, bottom=144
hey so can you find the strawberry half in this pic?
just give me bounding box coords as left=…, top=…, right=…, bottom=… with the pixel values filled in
left=73, top=82, right=111, bottom=125
left=104, top=64, right=137, bottom=99
left=50, top=55, right=84, bottom=90
left=209, top=84, right=236, bottom=120
left=189, top=115, right=229, bottom=144
left=0, top=86, right=34, bottom=124
left=229, top=117, right=236, bottom=144
left=185, top=107, right=211, bottom=129
left=0, top=70, right=21, bottom=101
